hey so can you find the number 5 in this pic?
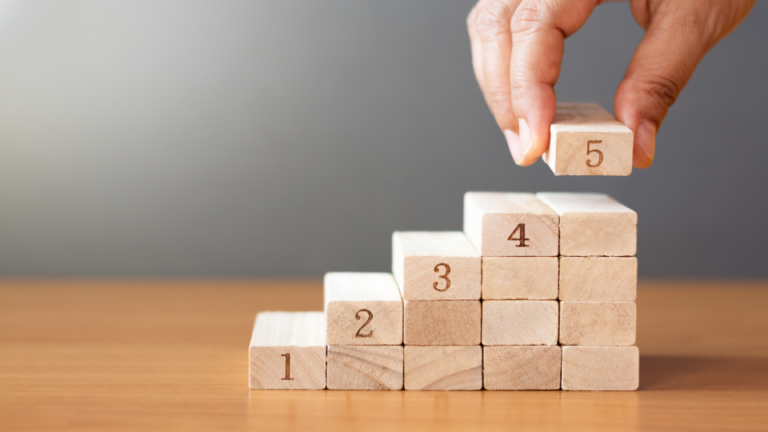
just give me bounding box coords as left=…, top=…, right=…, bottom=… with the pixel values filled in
left=586, top=140, right=603, bottom=167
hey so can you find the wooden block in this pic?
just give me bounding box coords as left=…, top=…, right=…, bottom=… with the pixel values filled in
left=404, top=346, right=482, bottom=390
left=392, top=231, right=481, bottom=300
left=327, top=345, right=403, bottom=390
left=562, top=346, right=639, bottom=391
left=248, top=312, right=326, bottom=390
left=483, top=346, right=561, bottom=390
left=324, top=272, right=403, bottom=346
left=463, top=192, right=559, bottom=257
left=559, top=257, right=637, bottom=301
left=404, top=300, right=480, bottom=346
left=560, top=301, right=636, bottom=346
left=543, top=103, right=633, bottom=176
left=482, top=257, right=559, bottom=300
left=536, top=192, right=637, bottom=257
left=482, top=301, right=559, bottom=346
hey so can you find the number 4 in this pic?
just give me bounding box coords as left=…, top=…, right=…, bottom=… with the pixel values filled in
left=508, top=223, right=530, bottom=247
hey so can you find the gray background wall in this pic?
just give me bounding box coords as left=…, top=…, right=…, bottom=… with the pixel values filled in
left=0, top=0, right=766, bottom=278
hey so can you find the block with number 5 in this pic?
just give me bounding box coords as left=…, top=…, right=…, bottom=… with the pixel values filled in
left=463, top=192, right=559, bottom=257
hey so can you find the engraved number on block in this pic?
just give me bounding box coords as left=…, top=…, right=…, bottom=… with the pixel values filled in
left=433, top=263, right=452, bottom=292
left=507, top=223, right=530, bottom=247
left=281, top=353, right=294, bottom=381
left=355, top=309, right=374, bottom=338
left=586, top=140, right=604, bottom=167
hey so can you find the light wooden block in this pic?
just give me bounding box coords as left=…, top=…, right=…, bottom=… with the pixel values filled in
left=324, top=272, right=403, bottom=346
left=327, top=345, right=403, bottom=390
left=463, top=192, right=559, bottom=257
left=483, top=346, right=561, bottom=390
left=392, top=231, right=481, bottom=301
left=249, top=312, right=326, bottom=390
left=543, top=103, right=633, bottom=176
left=404, top=300, right=480, bottom=346
left=559, top=257, right=637, bottom=301
left=562, top=346, right=639, bottom=391
left=560, top=301, right=636, bottom=346
left=482, top=257, right=559, bottom=300
left=536, top=192, right=637, bottom=257
left=404, top=346, right=482, bottom=390
left=482, top=301, right=559, bottom=346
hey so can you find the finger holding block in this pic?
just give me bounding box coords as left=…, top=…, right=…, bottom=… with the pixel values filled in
left=249, top=312, right=327, bottom=390
left=392, top=231, right=481, bottom=300
left=327, top=346, right=403, bottom=390
left=560, top=301, right=636, bottom=346
left=484, top=346, right=562, bottom=390
left=562, top=346, right=639, bottom=391
left=543, top=103, right=633, bottom=176
left=536, top=192, right=637, bottom=257
left=404, top=346, right=482, bottom=391
left=404, top=301, right=481, bottom=346
left=560, top=257, right=637, bottom=301
left=482, top=301, right=559, bottom=346
left=324, top=272, right=403, bottom=345
left=482, top=257, right=559, bottom=300
left=463, top=192, right=559, bottom=257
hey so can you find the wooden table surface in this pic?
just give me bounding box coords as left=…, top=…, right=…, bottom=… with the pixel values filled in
left=1, top=280, right=767, bottom=431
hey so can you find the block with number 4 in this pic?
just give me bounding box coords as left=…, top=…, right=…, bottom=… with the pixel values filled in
left=543, top=103, right=633, bottom=176
left=392, top=231, right=481, bottom=300
left=324, top=272, right=403, bottom=346
left=249, top=312, right=327, bottom=390
left=463, top=192, right=559, bottom=257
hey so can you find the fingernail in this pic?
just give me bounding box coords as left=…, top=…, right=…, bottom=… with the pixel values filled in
left=637, top=120, right=657, bottom=162
left=504, top=129, right=524, bottom=165
left=504, top=119, right=532, bottom=165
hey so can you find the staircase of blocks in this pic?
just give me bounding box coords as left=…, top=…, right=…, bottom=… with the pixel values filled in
left=249, top=191, right=638, bottom=391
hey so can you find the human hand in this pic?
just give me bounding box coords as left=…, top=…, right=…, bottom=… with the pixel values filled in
left=467, top=0, right=756, bottom=168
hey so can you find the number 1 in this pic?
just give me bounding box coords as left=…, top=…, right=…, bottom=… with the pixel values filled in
left=281, top=353, right=294, bottom=380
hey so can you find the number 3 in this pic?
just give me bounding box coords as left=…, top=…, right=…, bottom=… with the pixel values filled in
left=586, top=140, right=603, bottom=167
left=433, top=263, right=451, bottom=292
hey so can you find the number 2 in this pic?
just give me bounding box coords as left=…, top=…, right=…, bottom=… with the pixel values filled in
left=586, top=140, right=603, bottom=167
left=508, top=223, right=530, bottom=247
left=355, top=309, right=373, bottom=338
left=433, top=263, right=451, bottom=292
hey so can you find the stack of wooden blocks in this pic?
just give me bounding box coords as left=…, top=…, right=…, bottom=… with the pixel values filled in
left=249, top=191, right=639, bottom=391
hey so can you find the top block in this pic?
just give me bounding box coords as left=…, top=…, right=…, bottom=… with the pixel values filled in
left=536, top=192, right=637, bottom=257
left=543, top=103, right=633, bottom=176
left=463, top=192, right=559, bottom=257
left=392, top=231, right=481, bottom=300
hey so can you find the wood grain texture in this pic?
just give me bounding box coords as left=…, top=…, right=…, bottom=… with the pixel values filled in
left=482, top=301, right=559, bottom=346
left=2, top=280, right=768, bottom=431
left=404, top=300, right=481, bottom=346
left=543, top=103, right=633, bottom=176
left=324, top=272, right=403, bottom=345
left=484, top=346, right=561, bottom=390
left=560, top=301, right=636, bottom=346
left=327, top=346, right=403, bottom=390
left=404, top=346, right=482, bottom=391
left=482, top=257, right=559, bottom=300
left=562, top=346, right=639, bottom=391
left=249, top=312, right=327, bottom=390
left=463, top=192, right=559, bottom=257
left=392, top=231, right=481, bottom=300
left=536, top=192, right=637, bottom=257
left=560, top=257, right=637, bottom=301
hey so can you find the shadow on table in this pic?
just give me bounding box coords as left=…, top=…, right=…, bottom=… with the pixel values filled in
left=640, top=355, right=768, bottom=391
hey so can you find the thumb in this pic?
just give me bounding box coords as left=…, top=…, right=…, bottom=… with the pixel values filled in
left=615, top=0, right=753, bottom=168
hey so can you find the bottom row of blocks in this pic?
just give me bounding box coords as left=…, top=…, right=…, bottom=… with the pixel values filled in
left=250, top=344, right=639, bottom=391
